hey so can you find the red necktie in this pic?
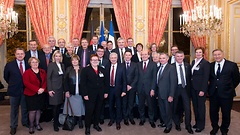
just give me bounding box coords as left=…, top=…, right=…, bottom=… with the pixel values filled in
left=110, top=65, right=115, bottom=86
left=19, top=61, right=23, bottom=75
left=143, top=62, right=147, bottom=72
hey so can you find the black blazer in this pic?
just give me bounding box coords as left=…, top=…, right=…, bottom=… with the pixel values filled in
left=78, top=47, right=92, bottom=67
left=132, top=53, right=141, bottom=63
left=64, top=66, right=81, bottom=95
left=191, top=58, right=210, bottom=93
left=106, top=63, right=127, bottom=96
left=137, top=60, right=157, bottom=95
left=172, top=62, right=192, bottom=97
left=25, top=50, right=47, bottom=71
left=208, top=60, right=240, bottom=98
left=99, top=58, right=109, bottom=69
left=112, top=47, right=131, bottom=64
left=88, top=44, right=101, bottom=54
left=4, top=60, right=27, bottom=97
left=122, top=61, right=138, bottom=90
left=104, top=49, right=111, bottom=60
left=80, top=66, right=109, bottom=97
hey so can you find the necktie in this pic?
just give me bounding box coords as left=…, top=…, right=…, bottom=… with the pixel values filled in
left=143, top=62, right=147, bottom=72
left=179, top=64, right=186, bottom=88
left=33, top=51, right=36, bottom=57
left=120, top=48, right=124, bottom=63
left=19, top=61, right=23, bottom=75
left=157, top=65, right=163, bottom=83
left=74, top=47, right=77, bottom=54
left=126, top=62, right=130, bottom=70
left=61, top=48, right=64, bottom=54
left=111, top=65, right=115, bottom=86
left=217, top=63, right=221, bottom=77
left=93, top=45, right=96, bottom=53
left=82, top=49, right=86, bottom=67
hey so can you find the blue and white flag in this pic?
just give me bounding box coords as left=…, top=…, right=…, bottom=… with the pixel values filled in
left=108, top=20, right=116, bottom=49
left=99, top=21, right=105, bottom=44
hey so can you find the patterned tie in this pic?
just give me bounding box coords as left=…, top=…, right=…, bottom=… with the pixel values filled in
left=179, top=64, right=186, bottom=88
left=19, top=61, right=23, bottom=75
left=111, top=65, right=115, bottom=86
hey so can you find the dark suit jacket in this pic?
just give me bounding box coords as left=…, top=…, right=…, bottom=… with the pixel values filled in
left=157, top=63, right=177, bottom=99
left=112, top=47, right=131, bottom=64
left=64, top=66, right=81, bottom=95
left=107, top=63, right=127, bottom=96
left=137, top=60, right=157, bottom=95
left=132, top=53, right=141, bottom=63
left=123, top=61, right=138, bottom=90
left=47, top=62, right=65, bottom=91
left=4, top=60, right=27, bottom=97
left=208, top=59, right=240, bottom=98
left=127, top=47, right=137, bottom=55
left=104, top=49, right=111, bottom=60
left=78, top=47, right=92, bottom=67
left=88, top=44, right=101, bottom=54
left=80, top=66, right=109, bottom=98
left=99, top=58, right=109, bottom=69
left=191, top=58, right=210, bottom=93
left=25, top=50, right=47, bottom=71
left=172, top=62, right=191, bottom=97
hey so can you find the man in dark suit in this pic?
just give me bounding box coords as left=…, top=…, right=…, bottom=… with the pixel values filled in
left=126, top=38, right=137, bottom=56
left=78, top=38, right=92, bottom=67
left=104, top=41, right=114, bottom=59
left=24, top=40, right=47, bottom=71
left=137, top=50, right=157, bottom=128
left=122, top=50, right=138, bottom=125
left=168, top=45, right=179, bottom=64
left=41, top=44, right=52, bottom=67
left=107, top=52, right=127, bottom=130
left=4, top=48, right=29, bottom=135
left=208, top=49, right=240, bottom=135
left=88, top=35, right=100, bottom=54
left=157, top=53, right=177, bottom=133
left=172, top=51, right=193, bottom=134
left=112, top=37, right=130, bottom=64
left=48, top=36, right=59, bottom=52
left=72, top=38, right=81, bottom=54
left=57, top=38, right=67, bottom=55
left=97, top=46, right=109, bottom=69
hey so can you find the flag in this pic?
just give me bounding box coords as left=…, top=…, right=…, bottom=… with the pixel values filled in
left=90, top=19, right=94, bottom=45
left=99, top=21, right=105, bottom=44
left=108, top=20, right=116, bottom=49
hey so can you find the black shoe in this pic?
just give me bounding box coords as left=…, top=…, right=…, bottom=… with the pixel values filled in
left=164, top=127, right=172, bottom=133
left=124, top=120, right=129, bottom=126
left=210, top=128, right=218, bottom=135
left=29, top=127, right=35, bottom=134
left=35, top=124, right=43, bottom=131
left=175, top=125, right=181, bottom=131
left=186, top=127, right=194, bottom=134
left=116, top=123, right=121, bottom=130
left=23, top=123, right=29, bottom=128
left=85, top=127, right=90, bottom=135
left=195, top=128, right=203, bottom=133
left=100, top=119, right=104, bottom=125
left=192, top=124, right=197, bottom=129
left=221, top=133, right=228, bottom=135
left=150, top=122, right=156, bottom=128
left=129, top=119, right=135, bottom=125
left=108, top=120, right=114, bottom=126
left=79, top=121, right=84, bottom=129
left=54, top=126, right=59, bottom=132
left=10, top=128, right=16, bottom=135
left=93, top=125, right=102, bottom=132
left=139, top=120, right=145, bottom=126
left=158, top=123, right=166, bottom=128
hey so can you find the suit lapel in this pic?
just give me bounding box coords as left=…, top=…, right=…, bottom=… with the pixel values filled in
left=160, top=64, right=169, bottom=79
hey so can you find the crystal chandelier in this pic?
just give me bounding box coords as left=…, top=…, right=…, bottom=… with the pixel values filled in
left=0, top=2, right=18, bottom=39
left=180, top=0, right=223, bottom=37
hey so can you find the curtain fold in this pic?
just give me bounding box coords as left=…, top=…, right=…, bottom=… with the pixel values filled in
left=112, top=0, right=132, bottom=40
left=0, top=0, right=14, bottom=46
left=148, top=0, right=172, bottom=46
left=70, top=0, right=90, bottom=40
left=181, top=0, right=207, bottom=50
left=26, top=0, right=53, bottom=47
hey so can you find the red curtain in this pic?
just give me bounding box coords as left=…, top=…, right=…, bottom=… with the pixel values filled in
left=181, top=0, right=207, bottom=49
left=70, top=0, right=90, bottom=40
left=26, top=0, right=53, bottom=47
left=148, top=0, right=172, bottom=46
left=0, top=0, right=14, bottom=46
left=112, top=0, right=132, bottom=40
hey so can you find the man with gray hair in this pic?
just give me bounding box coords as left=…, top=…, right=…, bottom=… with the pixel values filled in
left=112, top=37, right=130, bottom=63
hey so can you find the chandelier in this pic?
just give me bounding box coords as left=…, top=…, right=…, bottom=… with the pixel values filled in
left=180, top=0, right=223, bottom=37
left=0, top=2, right=18, bottom=39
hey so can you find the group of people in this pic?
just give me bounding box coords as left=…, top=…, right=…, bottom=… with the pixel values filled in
left=3, top=36, right=239, bottom=135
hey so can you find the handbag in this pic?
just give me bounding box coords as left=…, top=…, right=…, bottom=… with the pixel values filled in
left=62, top=98, right=75, bottom=131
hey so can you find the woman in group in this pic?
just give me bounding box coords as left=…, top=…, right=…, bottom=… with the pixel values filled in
left=191, top=47, right=210, bottom=133
left=23, top=57, right=47, bottom=134
left=149, top=43, right=158, bottom=61
left=81, top=54, right=109, bottom=135
left=132, top=43, right=143, bottom=63
left=63, top=43, right=74, bottom=69
left=47, top=50, right=65, bottom=132
left=63, top=54, right=85, bottom=129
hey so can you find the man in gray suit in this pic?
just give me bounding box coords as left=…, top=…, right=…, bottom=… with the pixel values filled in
left=137, top=50, right=157, bottom=128
left=157, top=53, right=177, bottom=133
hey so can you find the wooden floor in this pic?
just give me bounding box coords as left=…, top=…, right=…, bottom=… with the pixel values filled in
left=0, top=104, right=239, bottom=135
